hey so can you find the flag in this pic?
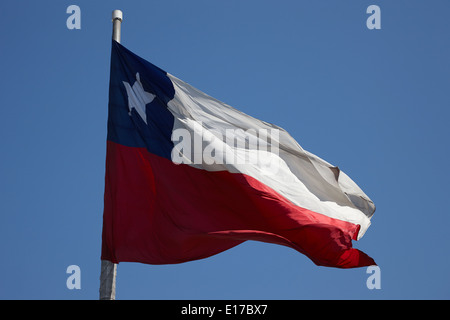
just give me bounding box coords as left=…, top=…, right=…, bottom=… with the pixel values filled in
left=101, top=40, right=376, bottom=268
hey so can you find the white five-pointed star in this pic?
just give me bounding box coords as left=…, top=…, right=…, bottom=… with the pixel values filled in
left=123, top=72, right=155, bottom=124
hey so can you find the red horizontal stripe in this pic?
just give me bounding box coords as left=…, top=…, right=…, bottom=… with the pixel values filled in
left=101, top=141, right=375, bottom=268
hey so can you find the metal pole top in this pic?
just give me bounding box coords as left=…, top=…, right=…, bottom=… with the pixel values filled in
left=112, top=10, right=123, bottom=43
left=112, top=10, right=123, bottom=22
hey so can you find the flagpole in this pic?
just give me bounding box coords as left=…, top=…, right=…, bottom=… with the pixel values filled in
left=112, top=9, right=122, bottom=43
left=99, top=9, right=122, bottom=301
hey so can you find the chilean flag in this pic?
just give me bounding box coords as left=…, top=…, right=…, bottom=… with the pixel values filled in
left=101, top=40, right=376, bottom=268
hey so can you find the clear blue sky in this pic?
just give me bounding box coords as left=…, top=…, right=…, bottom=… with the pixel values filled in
left=0, top=0, right=449, bottom=300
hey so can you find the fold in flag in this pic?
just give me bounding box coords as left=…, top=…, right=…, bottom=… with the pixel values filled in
left=101, top=40, right=376, bottom=268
